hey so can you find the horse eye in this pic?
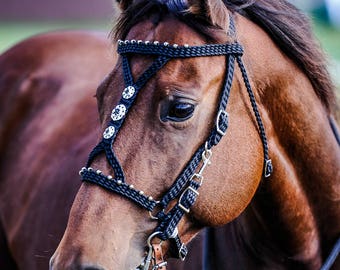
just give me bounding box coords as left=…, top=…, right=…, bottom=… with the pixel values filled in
left=167, top=102, right=195, bottom=122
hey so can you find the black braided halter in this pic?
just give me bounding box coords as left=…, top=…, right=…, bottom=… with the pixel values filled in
left=79, top=16, right=273, bottom=266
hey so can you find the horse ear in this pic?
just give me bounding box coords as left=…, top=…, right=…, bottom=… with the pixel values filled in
left=115, top=0, right=133, bottom=10
left=188, top=0, right=228, bottom=27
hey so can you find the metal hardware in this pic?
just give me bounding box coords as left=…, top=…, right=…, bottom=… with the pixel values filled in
left=216, top=109, right=229, bottom=136
left=103, top=126, right=116, bottom=139
left=122, top=86, right=136, bottom=99
left=111, top=104, right=127, bottom=121
left=199, top=143, right=212, bottom=176
left=169, top=227, right=178, bottom=239
left=148, top=201, right=161, bottom=220
left=141, top=232, right=163, bottom=270
left=264, top=159, right=273, bottom=178
left=189, top=173, right=203, bottom=186
left=142, top=245, right=154, bottom=270
left=152, top=261, right=167, bottom=269
left=178, top=243, right=187, bottom=261
left=178, top=186, right=199, bottom=213
left=147, top=232, right=162, bottom=247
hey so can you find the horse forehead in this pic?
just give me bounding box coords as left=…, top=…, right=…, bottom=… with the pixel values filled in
left=125, top=17, right=216, bottom=93
left=155, top=58, right=215, bottom=98
left=127, top=16, right=205, bottom=44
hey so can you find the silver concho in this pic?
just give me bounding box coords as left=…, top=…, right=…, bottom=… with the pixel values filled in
left=111, top=104, right=127, bottom=121
left=103, top=126, right=116, bottom=139
left=122, top=86, right=135, bottom=99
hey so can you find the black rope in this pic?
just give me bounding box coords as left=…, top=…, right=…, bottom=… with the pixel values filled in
left=81, top=169, right=157, bottom=211
left=118, top=42, right=243, bottom=59
left=236, top=56, right=273, bottom=177
left=122, top=55, right=133, bottom=86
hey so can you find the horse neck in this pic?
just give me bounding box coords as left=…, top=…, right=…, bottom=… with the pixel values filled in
left=230, top=68, right=340, bottom=269
left=232, top=16, right=340, bottom=269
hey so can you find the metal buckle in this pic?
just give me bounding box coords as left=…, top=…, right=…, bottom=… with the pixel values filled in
left=152, top=261, right=167, bottom=270
left=264, top=159, right=273, bottom=178
left=178, top=186, right=199, bottom=213
left=141, top=232, right=163, bottom=270
left=169, top=227, right=178, bottom=239
left=202, top=142, right=212, bottom=163
left=148, top=201, right=161, bottom=220
left=216, top=110, right=229, bottom=136
left=147, top=231, right=162, bottom=247
left=178, top=244, right=188, bottom=261
left=189, top=173, right=203, bottom=186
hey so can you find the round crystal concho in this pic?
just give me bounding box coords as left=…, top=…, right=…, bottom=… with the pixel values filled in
left=122, top=86, right=135, bottom=99
left=103, top=126, right=116, bottom=139
left=111, top=104, right=127, bottom=121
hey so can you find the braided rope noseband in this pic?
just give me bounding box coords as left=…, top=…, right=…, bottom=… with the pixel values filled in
left=79, top=17, right=273, bottom=269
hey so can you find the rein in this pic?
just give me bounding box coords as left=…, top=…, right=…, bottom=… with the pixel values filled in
left=79, top=17, right=273, bottom=269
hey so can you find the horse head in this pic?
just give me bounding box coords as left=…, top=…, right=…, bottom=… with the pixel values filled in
left=50, top=0, right=339, bottom=269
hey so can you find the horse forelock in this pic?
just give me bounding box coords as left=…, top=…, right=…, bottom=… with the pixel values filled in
left=113, top=0, right=228, bottom=43
left=159, top=0, right=188, bottom=13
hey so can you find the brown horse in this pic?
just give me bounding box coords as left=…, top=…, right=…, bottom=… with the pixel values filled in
left=0, top=31, right=116, bottom=269
left=1, top=0, right=340, bottom=269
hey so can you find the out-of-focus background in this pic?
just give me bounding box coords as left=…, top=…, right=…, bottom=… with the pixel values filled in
left=293, top=0, right=340, bottom=93
left=0, top=0, right=339, bottom=89
left=0, top=0, right=115, bottom=52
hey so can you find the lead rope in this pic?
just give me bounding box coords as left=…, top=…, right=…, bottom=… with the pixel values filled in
left=80, top=16, right=273, bottom=270
left=320, top=237, right=340, bottom=270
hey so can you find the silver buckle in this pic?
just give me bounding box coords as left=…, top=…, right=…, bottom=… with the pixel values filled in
left=152, top=261, right=167, bottom=269
left=148, top=201, right=161, bottom=220
left=178, top=244, right=187, bottom=261
left=216, top=110, right=229, bottom=136
left=264, top=159, right=273, bottom=178
left=189, top=173, right=203, bottom=186
left=178, top=186, right=199, bottom=213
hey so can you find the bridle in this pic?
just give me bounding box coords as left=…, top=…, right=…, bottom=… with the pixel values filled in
left=79, top=16, right=273, bottom=269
